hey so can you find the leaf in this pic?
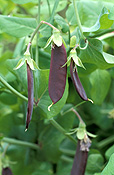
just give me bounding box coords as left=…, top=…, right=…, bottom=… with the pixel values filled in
left=0, top=15, right=37, bottom=37
left=38, top=111, right=74, bottom=163
left=37, top=78, right=68, bottom=119
left=79, top=38, right=114, bottom=69
left=108, top=6, right=114, bottom=20
left=105, top=145, right=114, bottom=160
left=89, top=69, right=111, bottom=105
left=103, top=52, right=114, bottom=64
left=11, top=0, right=38, bottom=4
left=86, top=154, right=104, bottom=175
left=54, top=14, right=69, bottom=33
left=82, top=7, right=113, bottom=32
left=66, top=1, right=108, bottom=28
left=101, top=154, right=114, bottom=175
left=36, top=69, right=49, bottom=98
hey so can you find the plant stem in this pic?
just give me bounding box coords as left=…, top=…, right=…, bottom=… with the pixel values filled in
left=47, top=0, right=51, bottom=16
left=28, top=20, right=57, bottom=51
left=50, top=118, right=77, bottom=145
left=97, top=32, right=114, bottom=40
left=71, top=108, right=85, bottom=124
left=61, top=155, right=73, bottom=163
left=2, top=137, right=40, bottom=150
left=97, top=135, right=114, bottom=148
left=73, top=0, right=85, bottom=40
left=30, top=22, right=43, bottom=43
left=59, top=148, right=75, bottom=156
left=0, top=75, right=28, bottom=102
left=61, top=101, right=86, bottom=116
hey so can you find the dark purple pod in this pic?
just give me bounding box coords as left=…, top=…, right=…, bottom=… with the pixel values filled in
left=71, top=140, right=88, bottom=175
left=48, top=43, right=67, bottom=104
left=2, top=167, right=13, bottom=175
left=70, top=59, right=88, bottom=101
left=26, top=63, right=34, bottom=130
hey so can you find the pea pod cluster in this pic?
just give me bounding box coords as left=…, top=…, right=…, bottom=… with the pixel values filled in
left=70, top=58, right=88, bottom=101
left=48, top=43, right=67, bottom=105
left=26, top=63, right=34, bottom=130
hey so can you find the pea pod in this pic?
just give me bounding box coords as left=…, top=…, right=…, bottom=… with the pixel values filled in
left=2, top=167, right=13, bottom=175
left=48, top=43, right=67, bottom=104
left=25, top=63, right=34, bottom=130
left=70, top=58, right=88, bottom=101
left=71, top=139, right=88, bottom=175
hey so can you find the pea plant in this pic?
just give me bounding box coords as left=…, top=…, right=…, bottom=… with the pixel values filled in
left=0, top=0, right=114, bottom=174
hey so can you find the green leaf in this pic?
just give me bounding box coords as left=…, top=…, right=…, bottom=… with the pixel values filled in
left=82, top=7, right=113, bottom=32
left=0, top=15, right=37, bottom=37
left=89, top=69, right=111, bottom=105
left=103, top=52, right=114, bottom=64
left=54, top=14, right=69, bottom=33
left=86, top=154, right=104, bottom=175
left=101, top=154, right=114, bottom=175
left=11, top=0, right=38, bottom=4
left=105, top=145, right=114, bottom=160
left=36, top=69, right=49, bottom=98
left=108, top=6, right=114, bottom=20
left=13, top=58, right=25, bottom=70
left=37, top=78, right=68, bottom=119
left=79, top=38, right=114, bottom=69
left=39, top=110, right=74, bottom=163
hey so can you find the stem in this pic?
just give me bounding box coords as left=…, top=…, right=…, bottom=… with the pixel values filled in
left=61, top=155, right=73, bottom=163
left=2, top=144, right=10, bottom=158
left=97, top=135, right=114, bottom=148
left=41, top=21, right=57, bottom=30
left=59, top=148, right=75, bottom=156
left=47, top=0, right=51, bottom=16
left=71, top=108, right=85, bottom=124
left=61, top=101, right=86, bottom=116
left=2, top=137, right=39, bottom=150
left=97, top=32, right=114, bottom=40
left=30, top=22, right=43, bottom=43
left=0, top=75, right=28, bottom=102
left=73, top=0, right=85, bottom=40
left=27, top=20, right=58, bottom=52
left=50, top=118, right=77, bottom=145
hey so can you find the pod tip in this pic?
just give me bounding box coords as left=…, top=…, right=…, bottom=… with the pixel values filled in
left=88, top=98, right=94, bottom=104
left=48, top=103, right=53, bottom=111
left=25, top=128, right=28, bottom=132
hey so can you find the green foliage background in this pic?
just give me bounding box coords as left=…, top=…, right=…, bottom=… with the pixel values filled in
left=0, top=0, right=114, bottom=174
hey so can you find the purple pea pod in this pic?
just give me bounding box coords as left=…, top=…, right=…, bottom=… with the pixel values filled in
left=70, top=58, right=88, bottom=101
left=71, top=139, right=91, bottom=175
left=25, top=63, right=34, bottom=130
left=2, top=167, right=13, bottom=175
left=48, top=43, right=67, bottom=104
